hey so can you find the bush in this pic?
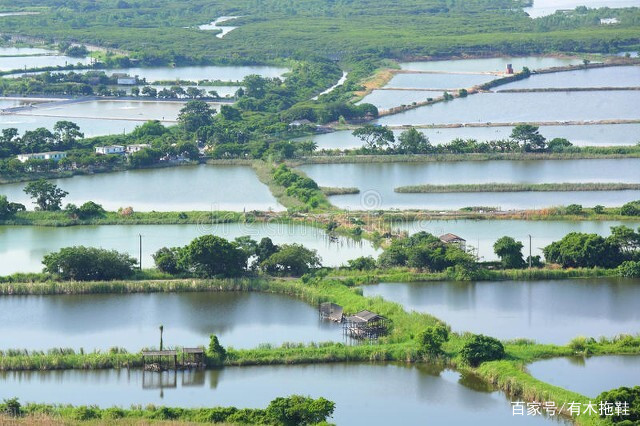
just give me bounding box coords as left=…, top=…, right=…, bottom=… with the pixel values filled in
left=260, top=244, right=321, bottom=276
left=42, top=246, right=137, bottom=280
left=1, top=398, right=21, bottom=417
left=152, top=247, right=182, bottom=274
left=417, top=324, right=450, bottom=358
left=265, top=395, right=335, bottom=426
left=460, top=334, right=505, bottom=367
left=618, top=261, right=640, bottom=278
left=347, top=256, right=377, bottom=270
left=597, top=386, right=640, bottom=423
left=207, top=334, right=227, bottom=366
left=620, top=201, right=640, bottom=216
left=178, top=235, right=247, bottom=277
left=565, top=204, right=583, bottom=215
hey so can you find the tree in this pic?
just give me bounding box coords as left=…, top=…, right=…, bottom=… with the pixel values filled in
left=178, top=100, right=216, bottom=132
left=547, top=138, right=572, bottom=152
left=460, top=334, right=505, bottom=367
left=265, top=395, right=335, bottom=426
left=493, top=236, right=526, bottom=269
left=66, top=201, right=105, bottom=219
left=0, top=195, right=25, bottom=219
left=543, top=232, right=622, bottom=268
left=597, top=386, right=640, bottom=423
left=42, top=246, right=137, bottom=280
left=510, top=124, right=546, bottom=152
left=23, top=179, right=68, bottom=211
left=152, top=247, right=182, bottom=274
left=178, top=235, right=247, bottom=277
left=352, top=125, right=395, bottom=151
left=53, top=120, right=83, bottom=149
left=620, top=200, right=640, bottom=216
left=260, top=244, right=321, bottom=276
left=347, top=256, right=377, bottom=270
left=608, top=225, right=640, bottom=255
left=207, top=334, right=227, bottom=365
left=255, top=237, right=279, bottom=264
left=618, top=261, right=640, bottom=278
left=417, top=323, right=450, bottom=357
left=397, top=127, right=432, bottom=154
left=242, top=74, right=267, bottom=98
left=565, top=204, right=583, bottom=215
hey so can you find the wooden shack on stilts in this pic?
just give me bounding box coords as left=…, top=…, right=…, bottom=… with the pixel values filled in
left=343, top=310, right=390, bottom=340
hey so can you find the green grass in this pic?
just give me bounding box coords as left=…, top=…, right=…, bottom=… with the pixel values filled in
left=395, top=182, right=640, bottom=193
left=320, top=186, right=360, bottom=196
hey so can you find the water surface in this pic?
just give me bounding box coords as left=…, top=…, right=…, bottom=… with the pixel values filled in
left=362, top=278, right=640, bottom=344
left=0, top=364, right=554, bottom=425
left=0, top=222, right=380, bottom=274
left=0, top=292, right=339, bottom=351
left=0, top=114, right=152, bottom=137
left=400, top=57, right=583, bottom=72
left=358, top=89, right=444, bottom=110
left=299, top=160, right=640, bottom=210
left=0, top=165, right=283, bottom=212
left=0, top=54, right=91, bottom=72
left=524, top=0, right=640, bottom=18
left=385, top=73, right=496, bottom=90
left=500, top=66, right=640, bottom=89
left=528, top=356, right=640, bottom=397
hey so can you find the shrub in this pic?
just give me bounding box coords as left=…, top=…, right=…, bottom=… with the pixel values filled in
left=265, top=395, right=335, bottom=426
left=597, top=386, right=640, bottom=423
left=620, top=201, right=640, bottom=216
left=347, top=256, right=377, bottom=270
left=207, top=334, right=227, bottom=366
left=417, top=324, right=450, bottom=358
left=42, top=246, right=137, bottom=280
left=1, top=398, right=21, bottom=417
left=460, top=334, right=505, bottom=367
left=152, top=247, right=182, bottom=274
left=618, top=261, right=640, bottom=277
left=565, top=204, right=583, bottom=215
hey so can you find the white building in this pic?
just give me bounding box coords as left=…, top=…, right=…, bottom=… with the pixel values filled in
left=126, top=144, right=151, bottom=153
left=17, top=151, right=67, bottom=163
left=95, top=145, right=125, bottom=155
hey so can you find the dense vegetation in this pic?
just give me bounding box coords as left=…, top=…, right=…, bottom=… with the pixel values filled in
left=0, top=395, right=335, bottom=425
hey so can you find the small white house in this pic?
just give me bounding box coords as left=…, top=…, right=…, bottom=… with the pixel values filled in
left=112, top=73, right=137, bottom=85
left=95, top=145, right=125, bottom=155
left=17, top=151, right=67, bottom=163
left=126, top=144, right=151, bottom=153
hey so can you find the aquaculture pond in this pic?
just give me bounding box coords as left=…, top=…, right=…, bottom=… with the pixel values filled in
left=0, top=364, right=556, bottom=425
left=308, top=123, right=640, bottom=150
left=362, top=278, right=640, bottom=345
left=374, top=91, right=640, bottom=126
left=0, top=292, right=340, bottom=351
left=0, top=222, right=380, bottom=275
left=399, top=56, right=583, bottom=72
left=299, top=159, right=640, bottom=210
left=358, top=89, right=444, bottom=111
left=528, top=356, right=640, bottom=397
left=0, top=165, right=283, bottom=212
left=384, top=72, right=497, bottom=90
left=391, top=219, right=640, bottom=262
left=0, top=50, right=92, bottom=72
left=499, top=65, right=640, bottom=90
left=0, top=113, right=152, bottom=137
left=523, top=0, right=640, bottom=18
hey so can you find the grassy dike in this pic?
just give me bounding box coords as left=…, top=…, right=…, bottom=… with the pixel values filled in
left=395, top=182, right=640, bottom=193
left=1, top=276, right=639, bottom=425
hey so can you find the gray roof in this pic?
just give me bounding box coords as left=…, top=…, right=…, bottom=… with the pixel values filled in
left=439, top=233, right=466, bottom=243
left=142, top=350, right=177, bottom=356
left=183, top=348, right=205, bottom=354
left=347, top=310, right=384, bottom=323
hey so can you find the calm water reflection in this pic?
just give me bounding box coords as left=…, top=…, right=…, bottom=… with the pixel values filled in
left=0, top=364, right=556, bottom=425
left=400, top=57, right=583, bottom=72
left=500, top=66, right=640, bottom=89
left=309, top=123, right=640, bottom=150
left=528, top=356, right=640, bottom=397
left=375, top=91, right=640, bottom=126
left=0, top=292, right=339, bottom=351
left=0, top=165, right=283, bottom=212
left=362, top=278, right=640, bottom=344
left=392, top=219, right=640, bottom=262
left=0, top=222, right=380, bottom=274
left=299, top=160, right=640, bottom=210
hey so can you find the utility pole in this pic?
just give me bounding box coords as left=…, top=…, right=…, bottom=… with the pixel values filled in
left=528, top=234, right=532, bottom=269
left=139, top=234, right=143, bottom=270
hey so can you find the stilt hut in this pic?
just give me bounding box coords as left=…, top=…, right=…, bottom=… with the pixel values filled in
left=182, top=348, right=205, bottom=368
left=142, top=350, right=178, bottom=371
left=319, top=302, right=344, bottom=322
left=343, top=310, right=389, bottom=339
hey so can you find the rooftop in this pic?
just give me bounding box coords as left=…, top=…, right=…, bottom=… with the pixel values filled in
left=439, top=233, right=466, bottom=243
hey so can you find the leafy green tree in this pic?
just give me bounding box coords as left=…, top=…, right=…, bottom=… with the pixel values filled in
left=65, top=201, right=105, bottom=219
left=460, top=334, right=505, bottom=367
left=565, top=204, right=583, bottom=215
left=608, top=225, right=640, bottom=255
left=153, top=247, right=182, bottom=274
left=265, top=395, right=335, bottom=426
left=397, top=127, right=432, bottom=154
left=43, top=246, right=137, bottom=280
left=620, top=200, right=640, bottom=216
left=417, top=323, right=450, bottom=357
left=177, top=100, right=216, bottom=132
left=178, top=235, right=247, bottom=277
left=547, top=138, right=573, bottom=152
left=597, top=386, right=640, bottom=423
left=543, top=232, right=622, bottom=268
left=510, top=124, right=546, bottom=152
left=260, top=244, right=321, bottom=276
left=618, top=261, right=640, bottom=278
left=256, top=237, right=279, bottom=264
left=23, top=179, right=68, bottom=211
left=0, top=195, right=25, bottom=219
left=53, top=120, right=84, bottom=149
left=1, top=397, right=21, bottom=417
left=352, top=124, right=395, bottom=151
left=493, top=236, right=526, bottom=269
left=207, top=334, right=227, bottom=365
left=347, top=256, right=377, bottom=270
